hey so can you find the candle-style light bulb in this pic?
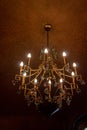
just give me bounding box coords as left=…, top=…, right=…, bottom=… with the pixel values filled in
left=20, top=61, right=24, bottom=74
left=23, top=72, right=27, bottom=77
left=59, top=78, right=63, bottom=89
left=48, top=79, right=51, bottom=85
left=48, top=79, right=51, bottom=101
left=27, top=53, right=31, bottom=58
left=44, top=48, right=48, bottom=54
left=20, top=61, right=24, bottom=67
left=27, top=53, right=31, bottom=65
left=62, top=52, right=67, bottom=57
left=22, top=72, right=26, bottom=85
left=71, top=71, right=75, bottom=76
left=60, top=78, right=63, bottom=83
left=73, top=62, right=77, bottom=75
left=62, top=51, right=67, bottom=64
left=73, top=62, right=77, bottom=67
left=34, top=78, right=37, bottom=89
left=34, top=78, right=37, bottom=84
left=44, top=48, right=48, bottom=61
left=71, top=71, right=75, bottom=84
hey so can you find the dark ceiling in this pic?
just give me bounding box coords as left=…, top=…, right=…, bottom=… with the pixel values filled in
left=0, top=0, right=87, bottom=130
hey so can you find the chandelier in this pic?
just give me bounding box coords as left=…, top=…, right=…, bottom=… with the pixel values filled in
left=13, top=24, right=83, bottom=111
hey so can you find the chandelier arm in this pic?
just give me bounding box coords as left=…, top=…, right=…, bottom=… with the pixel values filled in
left=64, top=80, right=73, bottom=85
left=50, top=69, right=55, bottom=78
left=61, top=73, right=75, bottom=78
left=39, top=70, right=47, bottom=85
left=64, top=84, right=75, bottom=90
left=53, top=68, right=74, bottom=79
left=76, top=75, right=82, bottom=81
left=71, top=84, right=74, bottom=95
left=37, top=89, right=42, bottom=98
left=76, top=84, right=78, bottom=89
left=29, top=70, right=41, bottom=77
left=22, top=83, right=30, bottom=87
left=32, top=70, right=42, bottom=81
left=63, top=85, right=74, bottom=96
left=53, top=87, right=62, bottom=97
left=62, top=63, right=69, bottom=69
left=30, top=68, right=41, bottom=72
left=54, top=94, right=64, bottom=105
left=53, top=68, right=64, bottom=74
left=54, top=68, right=64, bottom=71
left=53, top=70, right=63, bottom=78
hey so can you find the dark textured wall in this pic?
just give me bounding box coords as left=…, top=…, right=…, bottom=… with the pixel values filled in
left=0, top=0, right=87, bottom=129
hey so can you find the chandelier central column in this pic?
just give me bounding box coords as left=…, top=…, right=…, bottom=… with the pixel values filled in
left=44, top=24, right=52, bottom=48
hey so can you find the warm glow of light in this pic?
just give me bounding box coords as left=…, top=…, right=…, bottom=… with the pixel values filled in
left=71, top=72, right=75, bottom=76
left=34, top=78, right=37, bottom=84
left=44, top=48, right=48, bottom=54
left=60, top=78, right=63, bottom=83
left=23, top=72, right=26, bottom=77
left=20, top=61, right=24, bottom=67
left=48, top=80, right=51, bottom=85
left=62, top=52, right=67, bottom=57
left=27, top=53, right=31, bottom=58
left=73, top=62, right=77, bottom=67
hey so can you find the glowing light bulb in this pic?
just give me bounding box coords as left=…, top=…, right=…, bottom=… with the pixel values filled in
left=60, top=78, right=63, bottom=83
left=73, top=62, right=77, bottom=67
left=20, top=61, right=24, bottom=67
left=71, top=72, right=75, bottom=76
left=48, top=80, right=51, bottom=85
left=62, top=52, right=67, bottom=57
left=23, top=72, right=26, bottom=77
left=44, top=48, right=48, bottom=54
left=34, top=78, right=37, bottom=84
left=27, top=53, right=31, bottom=58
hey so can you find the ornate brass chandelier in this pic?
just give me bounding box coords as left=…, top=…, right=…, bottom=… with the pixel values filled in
left=13, top=24, right=83, bottom=110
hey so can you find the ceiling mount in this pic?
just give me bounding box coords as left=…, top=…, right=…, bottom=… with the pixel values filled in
left=44, top=24, right=52, bottom=31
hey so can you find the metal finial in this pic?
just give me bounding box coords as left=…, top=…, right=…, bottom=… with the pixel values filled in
left=44, top=24, right=52, bottom=31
